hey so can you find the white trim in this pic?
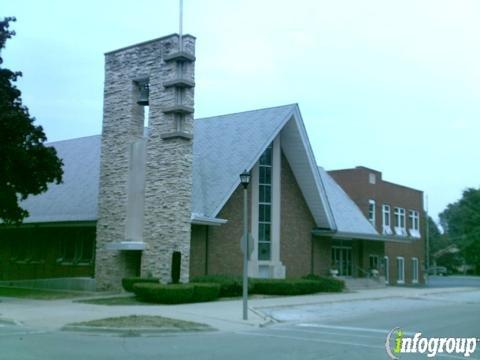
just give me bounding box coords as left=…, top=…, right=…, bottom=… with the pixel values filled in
left=408, top=210, right=421, bottom=238
left=384, top=256, right=389, bottom=284
left=382, top=204, right=391, bottom=234
left=249, top=136, right=285, bottom=278
left=190, top=214, right=228, bottom=226
left=291, top=106, right=336, bottom=229
left=271, top=136, right=281, bottom=265
left=250, top=162, right=259, bottom=263
left=368, top=199, right=376, bottom=226
left=412, top=257, right=419, bottom=284
left=396, top=256, right=405, bottom=284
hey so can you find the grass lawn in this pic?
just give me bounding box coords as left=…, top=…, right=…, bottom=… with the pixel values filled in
left=76, top=295, right=151, bottom=306
left=0, top=286, right=93, bottom=300
left=67, top=315, right=213, bottom=332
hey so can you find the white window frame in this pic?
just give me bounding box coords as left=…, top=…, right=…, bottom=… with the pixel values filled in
left=368, top=199, right=376, bottom=226
left=396, top=256, right=405, bottom=284
left=394, top=207, right=407, bottom=236
left=369, top=173, right=376, bottom=184
left=384, top=256, right=389, bottom=284
left=408, top=210, right=421, bottom=238
left=369, top=254, right=379, bottom=270
left=382, top=204, right=392, bottom=235
left=412, top=257, right=419, bottom=284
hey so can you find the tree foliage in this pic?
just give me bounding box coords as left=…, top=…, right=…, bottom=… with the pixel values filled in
left=439, top=188, right=480, bottom=274
left=0, top=17, right=63, bottom=224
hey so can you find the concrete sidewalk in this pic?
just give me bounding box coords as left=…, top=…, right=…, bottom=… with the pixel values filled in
left=0, top=286, right=477, bottom=333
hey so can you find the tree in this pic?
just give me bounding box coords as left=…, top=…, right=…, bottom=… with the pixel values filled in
left=0, top=17, right=63, bottom=224
left=439, top=188, right=480, bottom=275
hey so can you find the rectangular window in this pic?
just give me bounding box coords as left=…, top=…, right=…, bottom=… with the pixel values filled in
left=368, top=200, right=376, bottom=226
left=384, top=256, right=389, bottom=284
left=408, top=210, right=421, bottom=238
left=396, top=257, right=405, bottom=284
left=382, top=204, right=392, bottom=235
left=78, top=238, right=94, bottom=264
left=394, top=207, right=407, bottom=236
left=369, top=173, right=376, bottom=184
left=412, top=257, right=419, bottom=284
left=258, top=143, right=273, bottom=261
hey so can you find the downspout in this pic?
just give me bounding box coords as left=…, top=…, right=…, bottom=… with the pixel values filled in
left=310, top=234, right=314, bottom=275
left=204, top=226, right=209, bottom=275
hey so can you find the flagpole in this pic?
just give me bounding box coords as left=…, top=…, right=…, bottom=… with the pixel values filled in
left=179, top=0, right=183, bottom=51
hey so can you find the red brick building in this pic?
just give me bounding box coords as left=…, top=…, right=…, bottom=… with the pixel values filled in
left=329, top=166, right=425, bottom=285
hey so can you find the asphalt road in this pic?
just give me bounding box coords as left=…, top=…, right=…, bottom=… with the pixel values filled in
left=1, top=288, right=479, bottom=360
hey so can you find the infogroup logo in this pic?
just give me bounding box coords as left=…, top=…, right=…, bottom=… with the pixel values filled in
left=385, top=327, right=479, bottom=359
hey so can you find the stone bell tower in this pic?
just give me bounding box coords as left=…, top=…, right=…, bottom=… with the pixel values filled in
left=95, top=34, right=196, bottom=290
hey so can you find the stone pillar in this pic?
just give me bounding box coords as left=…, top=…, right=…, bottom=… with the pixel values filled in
left=95, top=34, right=196, bottom=290
left=141, top=37, right=195, bottom=283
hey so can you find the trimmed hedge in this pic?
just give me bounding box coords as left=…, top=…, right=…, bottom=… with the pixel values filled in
left=133, top=283, right=195, bottom=304
left=122, top=277, right=159, bottom=292
left=192, top=283, right=221, bottom=302
left=132, top=283, right=221, bottom=304
left=251, top=279, right=324, bottom=296
left=301, top=274, right=345, bottom=292
left=191, top=275, right=253, bottom=297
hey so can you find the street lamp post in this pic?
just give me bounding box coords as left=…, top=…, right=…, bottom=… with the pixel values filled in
left=239, top=169, right=251, bottom=320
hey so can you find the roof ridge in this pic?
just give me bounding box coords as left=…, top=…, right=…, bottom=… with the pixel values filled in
left=196, top=103, right=298, bottom=121
left=46, top=133, right=101, bottom=145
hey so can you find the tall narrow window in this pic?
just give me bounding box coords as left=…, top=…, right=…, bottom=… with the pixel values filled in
left=384, top=256, right=389, bottom=284
left=396, top=257, right=405, bottom=284
left=408, top=210, right=421, bottom=238
left=412, top=257, right=419, bottom=284
left=394, top=207, right=407, bottom=236
left=382, top=204, right=392, bottom=235
left=258, top=143, right=273, bottom=261
left=368, top=200, right=376, bottom=226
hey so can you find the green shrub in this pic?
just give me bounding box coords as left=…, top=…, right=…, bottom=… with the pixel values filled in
left=133, top=283, right=195, bottom=304
left=122, top=277, right=159, bottom=292
left=251, top=279, right=324, bottom=296
left=301, top=274, right=345, bottom=292
left=192, top=283, right=221, bottom=302
left=191, top=275, right=252, bottom=297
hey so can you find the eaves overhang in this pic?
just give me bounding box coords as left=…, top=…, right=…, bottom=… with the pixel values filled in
left=311, top=229, right=417, bottom=244
left=191, top=214, right=228, bottom=226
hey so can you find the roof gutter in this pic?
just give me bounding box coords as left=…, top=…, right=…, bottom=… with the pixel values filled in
left=191, top=214, right=228, bottom=226
left=311, top=228, right=415, bottom=244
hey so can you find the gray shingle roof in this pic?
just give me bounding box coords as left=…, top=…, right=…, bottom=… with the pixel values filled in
left=192, top=104, right=296, bottom=217
left=21, top=135, right=101, bottom=223
left=20, top=104, right=372, bottom=239
left=317, top=167, right=378, bottom=236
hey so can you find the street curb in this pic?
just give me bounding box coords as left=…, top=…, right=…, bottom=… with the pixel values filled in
left=61, top=324, right=216, bottom=335
left=0, top=317, right=23, bottom=326
left=251, top=287, right=480, bottom=312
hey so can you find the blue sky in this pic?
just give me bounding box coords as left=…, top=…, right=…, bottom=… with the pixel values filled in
left=3, top=0, right=479, bottom=221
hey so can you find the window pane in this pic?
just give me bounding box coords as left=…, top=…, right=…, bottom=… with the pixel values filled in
left=258, top=242, right=271, bottom=261
left=80, top=238, right=94, bottom=263
left=259, top=204, right=271, bottom=222
left=259, top=185, right=271, bottom=203
left=259, top=146, right=272, bottom=166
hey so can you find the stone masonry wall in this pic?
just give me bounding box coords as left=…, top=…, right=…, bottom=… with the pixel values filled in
left=95, top=34, right=195, bottom=290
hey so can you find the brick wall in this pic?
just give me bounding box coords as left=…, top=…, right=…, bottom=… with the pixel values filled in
left=329, top=167, right=425, bottom=285
left=280, top=154, right=316, bottom=278
left=205, top=185, right=250, bottom=276
left=189, top=225, right=207, bottom=277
